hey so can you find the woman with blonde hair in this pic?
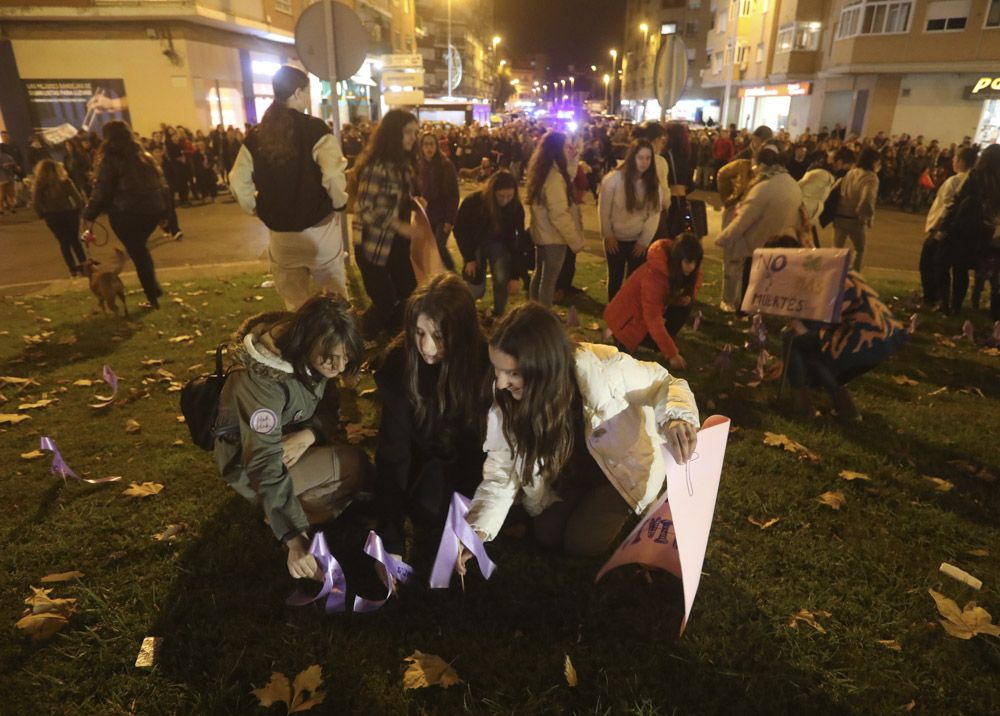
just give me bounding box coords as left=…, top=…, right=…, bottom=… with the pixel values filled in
left=32, top=159, right=88, bottom=277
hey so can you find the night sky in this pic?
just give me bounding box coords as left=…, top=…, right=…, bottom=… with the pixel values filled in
left=494, top=0, right=625, bottom=79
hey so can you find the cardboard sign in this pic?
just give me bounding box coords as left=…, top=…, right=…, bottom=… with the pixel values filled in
left=740, top=248, right=850, bottom=322
left=409, top=199, right=446, bottom=283
left=596, top=416, right=730, bottom=634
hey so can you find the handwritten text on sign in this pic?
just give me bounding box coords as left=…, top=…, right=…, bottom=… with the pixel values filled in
left=741, top=249, right=851, bottom=323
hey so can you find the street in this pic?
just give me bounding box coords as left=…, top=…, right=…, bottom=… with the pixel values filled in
left=0, top=186, right=930, bottom=297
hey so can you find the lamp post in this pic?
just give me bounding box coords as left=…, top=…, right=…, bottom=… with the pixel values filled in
left=609, top=49, right=618, bottom=113
left=603, top=73, right=610, bottom=111
left=569, top=75, right=575, bottom=105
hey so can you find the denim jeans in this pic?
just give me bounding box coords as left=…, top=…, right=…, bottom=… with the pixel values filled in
left=529, top=244, right=567, bottom=307
left=466, top=241, right=512, bottom=315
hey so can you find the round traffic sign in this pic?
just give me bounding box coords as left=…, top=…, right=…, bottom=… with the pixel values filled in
left=294, top=0, right=368, bottom=82
left=653, top=35, right=689, bottom=111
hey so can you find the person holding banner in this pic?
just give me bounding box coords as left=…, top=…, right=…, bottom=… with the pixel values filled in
left=372, top=274, right=490, bottom=561
left=603, top=233, right=704, bottom=371
left=458, top=303, right=700, bottom=564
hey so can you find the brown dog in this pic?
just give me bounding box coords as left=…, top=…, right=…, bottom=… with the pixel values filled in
left=80, top=248, right=128, bottom=316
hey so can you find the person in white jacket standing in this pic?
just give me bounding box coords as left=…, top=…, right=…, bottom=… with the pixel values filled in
left=920, top=146, right=977, bottom=305
left=456, top=303, right=699, bottom=563
left=833, top=147, right=881, bottom=271
left=526, top=131, right=586, bottom=307
left=599, top=139, right=662, bottom=301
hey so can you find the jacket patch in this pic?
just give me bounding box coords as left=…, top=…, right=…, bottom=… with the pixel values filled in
left=249, top=408, right=278, bottom=434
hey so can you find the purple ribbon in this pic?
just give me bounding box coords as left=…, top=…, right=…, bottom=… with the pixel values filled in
left=957, top=320, right=974, bottom=343
left=692, top=310, right=702, bottom=332
left=908, top=313, right=919, bottom=335
left=566, top=305, right=579, bottom=328
left=429, top=493, right=497, bottom=589
left=750, top=314, right=768, bottom=350
left=710, top=344, right=732, bottom=374
left=91, top=365, right=119, bottom=406
left=352, top=531, right=414, bottom=613
left=285, top=532, right=347, bottom=613
left=39, top=436, right=121, bottom=484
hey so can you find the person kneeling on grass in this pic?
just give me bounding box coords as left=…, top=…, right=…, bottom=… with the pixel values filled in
left=214, top=295, right=372, bottom=581
left=770, top=236, right=908, bottom=422
left=603, top=233, right=704, bottom=371
left=457, top=303, right=700, bottom=569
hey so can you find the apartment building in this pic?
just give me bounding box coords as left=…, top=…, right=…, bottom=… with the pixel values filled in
left=703, top=0, right=1000, bottom=144
left=413, top=0, right=496, bottom=101
left=0, top=0, right=417, bottom=144
left=622, top=0, right=724, bottom=122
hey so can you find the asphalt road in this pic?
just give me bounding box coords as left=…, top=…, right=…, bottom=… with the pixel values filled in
left=0, top=187, right=929, bottom=297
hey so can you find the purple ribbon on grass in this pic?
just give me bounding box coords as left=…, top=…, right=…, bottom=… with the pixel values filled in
left=352, top=531, right=414, bottom=613
left=691, top=310, right=702, bottom=332
left=90, top=365, right=119, bottom=407
left=285, top=532, right=347, bottom=614
left=39, top=436, right=121, bottom=484
left=429, top=493, right=496, bottom=589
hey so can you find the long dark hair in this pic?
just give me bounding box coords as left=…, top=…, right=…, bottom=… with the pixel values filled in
left=31, top=159, right=72, bottom=211
left=974, top=143, right=1000, bottom=222
left=255, top=65, right=310, bottom=168
left=418, top=130, right=452, bottom=199
left=526, top=131, right=571, bottom=205
left=271, top=295, right=364, bottom=388
left=490, top=303, right=576, bottom=487
left=354, top=109, right=419, bottom=177
left=480, top=169, right=520, bottom=231
left=667, top=233, right=704, bottom=298
left=618, top=139, right=659, bottom=213
left=397, top=273, right=487, bottom=439
left=97, top=120, right=161, bottom=184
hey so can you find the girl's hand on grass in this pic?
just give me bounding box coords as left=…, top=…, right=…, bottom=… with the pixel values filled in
left=662, top=419, right=698, bottom=464
left=287, top=534, right=322, bottom=581
left=281, top=429, right=315, bottom=469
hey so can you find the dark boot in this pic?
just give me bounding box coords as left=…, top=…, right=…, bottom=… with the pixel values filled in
left=831, top=386, right=861, bottom=422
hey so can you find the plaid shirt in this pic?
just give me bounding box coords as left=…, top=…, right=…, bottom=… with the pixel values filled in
left=355, top=159, right=413, bottom=266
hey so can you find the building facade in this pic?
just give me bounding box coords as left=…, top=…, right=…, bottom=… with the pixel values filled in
left=702, top=0, right=1000, bottom=144
left=413, top=0, right=496, bottom=101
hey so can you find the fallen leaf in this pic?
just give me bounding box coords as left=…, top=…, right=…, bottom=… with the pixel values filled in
left=153, top=523, right=186, bottom=541
left=402, top=651, right=463, bottom=690
left=20, top=450, right=45, bottom=461
left=156, top=368, right=176, bottom=380
left=926, top=386, right=948, bottom=397
left=252, top=672, right=292, bottom=709
left=72, top=379, right=95, bottom=387
left=18, top=399, right=57, bottom=410
left=289, top=664, right=326, bottom=713
left=893, top=375, right=919, bottom=386
left=57, top=335, right=77, bottom=345
left=788, top=609, right=831, bottom=633
left=17, top=587, right=77, bottom=641
left=564, top=654, right=578, bottom=687
left=905, top=700, right=917, bottom=713
left=0, top=413, right=32, bottom=425
left=125, top=419, right=142, bottom=434
left=168, top=335, right=194, bottom=343
left=748, top=516, right=781, bottom=530
left=122, top=482, right=163, bottom=498
left=176, top=415, right=186, bottom=423
left=817, top=491, right=846, bottom=510
left=140, top=358, right=165, bottom=367
left=876, top=639, right=902, bottom=651
left=948, top=460, right=996, bottom=483
left=763, top=432, right=820, bottom=462
left=928, top=589, right=1000, bottom=640
left=0, top=376, right=40, bottom=387
left=40, top=571, right=85, bottom=583
left=923, top=476, right=954, bottom=493
left=135, top=636, right=163, bottom=668
left=172, top=439, right=185, bottom=447
left=839, top=470, right=871, bottom=481
left=966, top=548, right=990, bottom=558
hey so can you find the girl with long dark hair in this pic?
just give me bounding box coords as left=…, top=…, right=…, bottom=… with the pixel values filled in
left=417, top=130, right=460, bottom=270
left=525, top=131, right=585, bottom=307
left=603, top=233, right=704, bottom=371
left=215, top=295, right=371, bottom=580
left=457, top=303, right=699, bottom=563
left=82, top=120, right=168, bottom=309
left=354, top=109, right=421, bottom=338
left=453, top=170, right=526, bottom=317
left=598, top=139, right=661, bottom=301
left=229, top=65, right=349, bottom=309
left=373, top=273, right=490, bottom=558
left=32, top=159, right=88, bottom=277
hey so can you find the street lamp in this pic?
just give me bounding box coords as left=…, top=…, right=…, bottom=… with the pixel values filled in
left=603, top=73, right=610, bottom=110
left=492, top=35, right=501, bottom=51
left=609, top=49, right=618, bottom=113
left=640, top=22, right=649, bottom=44
left=569, top=75, right=575, bottom=103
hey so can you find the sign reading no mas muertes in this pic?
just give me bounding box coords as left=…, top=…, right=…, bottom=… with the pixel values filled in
left=740, top=248, right=852, bottom=323
left=24, top=79, right=131, bottom=144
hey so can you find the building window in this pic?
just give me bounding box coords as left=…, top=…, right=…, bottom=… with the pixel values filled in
left=777, top=21, right=822, bottom=51
left=925, top=0, right=969, bottom=30
left=740, top=0, right=754, bottom=16
left=836, top=0, right=912, bottom=39
left=735, top=43, right=750, bottom=66
left=273, top=0, right=292, bottom=14
left=756, top=43, right=764, bottom=62
left=717, top=9, right=728, bottom=32
left=988, top=0, right=1000, bottom=26
left=662, top=22, right=678, bottom=34
left=713, top=51, right=723, bottom=73
left=685, top=21, right=698, bottom=37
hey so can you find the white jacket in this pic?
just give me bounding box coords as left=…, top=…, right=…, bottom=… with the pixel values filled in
left=715, top=170, right=802, bottom=261
left=798, top=168, right=835, bottom=225
left=466, top=343, right=700, bottom=541
left=598, top=169, right=661, bottom=248
left=529, top=167, right=585, bottom=251
left=925, top=171, right=968, bottom=233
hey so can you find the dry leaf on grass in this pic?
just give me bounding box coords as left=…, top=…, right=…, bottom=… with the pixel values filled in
left=788, top=609, right=831, bottom=633
left=876, top=639, right=902, bottom=651
left=125, top=419, right=142, bottom=434
left=72, top=379, right=95, bottom=387
left=20, top=450, right=44, bottom=461
left=923, top=476, right=954, bottom=493
left=168, top=335, right=194, bottom=343
left=839, top=470, right=871, bottom=481
left=817, top=491, right=846, bottom=510
left=928, top=589, right=1000, bottom=640
left=402, top=651, right=463, bottom=690
left=16, top=587, right=77, bottom=641
left=19, top=398, right=57, bottom=410
left=0, top=376, right=40, bottom=387
left=122, top=482, right=163, bottom=498
left=893, top=375, right=920, bottom=386
left=140, top=358, right=165, bottom=367
left=40, top=571, right=85, bottom=583
left=748, top=516, right=781, bottom=530
left=0, top=413, right=32, bottom=425
left=966, top=548, right=990, bottom=558
left=252, top=665, right=326, bottom=714
left=153, top=523, right=186, bottom=541
left=948, top=460, right=997, bottom=483
left=762, top=432, right=820, bottom=462
left=564, top=654, right=578, bottom=687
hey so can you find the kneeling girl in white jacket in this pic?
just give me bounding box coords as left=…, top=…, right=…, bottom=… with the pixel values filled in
left=459, top=303, right=700, bottom=564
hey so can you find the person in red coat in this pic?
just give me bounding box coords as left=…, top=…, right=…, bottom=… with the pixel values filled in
left=603, top=233, right=704, bottom=370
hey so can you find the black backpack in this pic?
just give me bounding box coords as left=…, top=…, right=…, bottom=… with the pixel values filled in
left=179, top=344, right=241, bottom=450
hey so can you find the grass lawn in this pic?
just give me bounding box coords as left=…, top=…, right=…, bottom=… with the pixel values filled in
left=0, top=254, right=998, bottom=715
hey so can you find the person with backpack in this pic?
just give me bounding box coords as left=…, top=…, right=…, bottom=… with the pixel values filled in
left=31, top=159, right=88, bottom=277
left=213, top=295, right=372, bottom=581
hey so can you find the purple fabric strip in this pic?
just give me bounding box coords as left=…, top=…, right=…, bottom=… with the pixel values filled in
left=352, top=531, right=414, bottom=613
left=40, top=436, right=121, bottom=484
left=91, top=365, right=119, bottom=406
left=908, top=313, right=919, bottom=335
left=285, top=532, right=346, bottom=614
left=692, top=310, right=702, bottom=332
left=429, top=493, right=497, bottom=589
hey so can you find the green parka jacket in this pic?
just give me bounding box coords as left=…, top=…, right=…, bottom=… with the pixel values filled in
left=213, top=312, right=337, bottom=543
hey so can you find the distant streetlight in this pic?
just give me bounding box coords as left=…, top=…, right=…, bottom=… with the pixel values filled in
left=499, top=59, right=507, bottom=67
left=603, top=73, right=610, bottom=109
left=609, top=49, right=618, bottom=112
left=590, top=64, right=597, bottom=72
left=492, top=35, right=501, bottom=50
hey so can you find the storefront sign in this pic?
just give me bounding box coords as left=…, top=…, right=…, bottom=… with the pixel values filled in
left=965, top=76, right=1000, bottom=100
left=738, top=82, right=812, bottom=98
left=383, top=89, right=425, bottom=106
left=382, top=70, right=424, bottom=88
left=740, top=248, right=851, bottom=322
left=380, top=53, right=423, bottom=69
left=24, top=79, right=131, bottom=144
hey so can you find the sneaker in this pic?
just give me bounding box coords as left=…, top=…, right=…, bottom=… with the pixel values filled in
left=172, top=230, right=184, bottom=240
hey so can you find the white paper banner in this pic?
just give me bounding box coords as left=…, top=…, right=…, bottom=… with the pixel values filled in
left=741, top=249, right=850, bottom=323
